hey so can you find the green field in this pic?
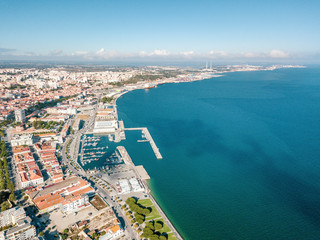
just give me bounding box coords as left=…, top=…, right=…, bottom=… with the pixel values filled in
left=134, top=198, right=178, bottom=239
left=159, top=223, right=171, bottom=234
left=145, top=206, right=162, bottom=220
left=167, top=233, right=177, bottom=240
left=137, top=198, right=153, bottom=206
left=137, top=199, right=162, bottom=220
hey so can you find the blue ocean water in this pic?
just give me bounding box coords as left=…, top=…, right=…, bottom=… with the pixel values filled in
left=113, top=67, right=320, bottom=240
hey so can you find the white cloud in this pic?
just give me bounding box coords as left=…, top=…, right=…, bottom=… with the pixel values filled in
left=0, top=47, right=300, bottom=62
left=242, top=52, right=256, bottom=58
left=268, top=49, right=289, bottom=58
left=96, top=48, right=105, bottom=55
left=209, top=50, right=228, bottom=57
left=72, top=51, right=89, bottom=56
left=51, top=49, right=63, bottom=56
left=151, top=49, right=170, bottom=56
left=181, top=51, right=194, bottom=56
left=67, top=48, right=292, bottom=60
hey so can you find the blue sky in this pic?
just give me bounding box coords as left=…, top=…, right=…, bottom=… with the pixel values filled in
left=0, top=0, right=319, bottom=62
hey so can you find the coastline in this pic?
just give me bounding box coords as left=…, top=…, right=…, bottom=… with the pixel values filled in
left=117, top=145, right=184, bottom=239
left=111, top=65, right=305, bottom=240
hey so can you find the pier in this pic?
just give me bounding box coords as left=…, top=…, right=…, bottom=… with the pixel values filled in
left=124, top=127, right=163, bottom=159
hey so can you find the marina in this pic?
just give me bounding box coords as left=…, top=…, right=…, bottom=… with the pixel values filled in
left=78, top=134, right=123, bottom=167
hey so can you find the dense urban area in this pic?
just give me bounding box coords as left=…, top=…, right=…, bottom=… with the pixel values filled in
left=0, top=63, right=303, bottom=240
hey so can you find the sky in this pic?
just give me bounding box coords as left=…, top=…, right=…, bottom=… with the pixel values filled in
left=0, top=0, right=320, bottom=63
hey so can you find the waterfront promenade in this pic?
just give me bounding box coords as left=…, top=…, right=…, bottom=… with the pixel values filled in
left=116, top=146, right=182, bottom=240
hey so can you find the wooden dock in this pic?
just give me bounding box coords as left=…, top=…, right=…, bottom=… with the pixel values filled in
left=125, top=127, right=163, bottom=159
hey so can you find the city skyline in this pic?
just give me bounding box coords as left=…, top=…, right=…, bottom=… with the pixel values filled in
left=1, top=0, right=320, bottom=63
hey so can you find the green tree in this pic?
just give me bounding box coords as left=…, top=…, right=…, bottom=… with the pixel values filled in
left=150, top=235, right=160, bottom=240
left=39, top=232, right=44, bottom=237
left=1, top=201, right=9, bottom=211
left=142, top=208, right=151, bottom=215
left=146, top=222, right=155, bottom=231
left=64, top=228, right=69, bottom=233
left=126, top=197, right=136, bottom=205
left=7, top=181, right=15, bottom=191
left=159, top=235, right=167, bottom=240
left=136, top=218, right=144, bottom=225
left=142, top=227, right=154, bottom=238
left=134, top=213, right=145, bottom=222
left=61, top=234, right=68, bottom=240
left=9, top=192, right=16, bottom=202
left=154, top=221, right=163, bottom=230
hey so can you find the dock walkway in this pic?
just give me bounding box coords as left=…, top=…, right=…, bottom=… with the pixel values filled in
left=124, top=127, right=163, bottom=159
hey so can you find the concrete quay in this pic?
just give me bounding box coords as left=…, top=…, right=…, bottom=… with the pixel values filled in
left=124, top=127, right=163, bottom=159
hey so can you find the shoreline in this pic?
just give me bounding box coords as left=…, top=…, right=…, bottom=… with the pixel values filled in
left=111, top=65, right=305, bottom=240
left=117, top=145, right=183, bottom=239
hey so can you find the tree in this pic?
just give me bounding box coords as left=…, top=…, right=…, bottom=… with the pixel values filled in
left=64, top=228, right=69, bottom=233
left=126, top=197, right=136, bottom=205
left=159, top=236, right=167, bottom=240
left=146, top=222, right=155, bottom=231
left=7, top=181, right=15, bottom=191
left=136, top=218, right=144, bottom=225
left=142, top=227, right=154, bottom=238
left=0, top=181, right=4, bottom=190
left=150, top=235, right=160, bottom=240
left=9, top=192, right=16, bottom=202
left=39, top=232, right=44, bottom=237
left=61, top=234, right=68, bottom=240
left=134, top=213, right=145, bottom=222
left=1, top=201, right=9, bottom=212
left=154, top=221, right=163, bottom=230
left=142, top=208, right=151, bottom=215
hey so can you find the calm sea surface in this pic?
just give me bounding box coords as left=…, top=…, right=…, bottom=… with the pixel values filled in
left=102, top=68, right=320, bottom=240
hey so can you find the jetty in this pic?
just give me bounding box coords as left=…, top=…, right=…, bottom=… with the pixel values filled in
left=124, top=127, right=163, bottom=159
left=135, top=165, right=150, bottom=180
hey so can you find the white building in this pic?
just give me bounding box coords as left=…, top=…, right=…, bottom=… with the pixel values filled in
left=93, top=120, right=118, bottom=134
left=118, top=179, right=131, bottom=194
left=0, top=217, right=36, bottom=240
left=0, top=208, right=36, bottom=240
left=46, top=107, right=77, bottom=115
left=0, top=207, right=26, bottom=227
left=11, top=134, right=34, bottom=146
left=14, top=109, right=25, bottom=123
left=129, top=178, right=144, bottom=192
left=62, top=194, right=89, bottom=213
left=20, top=169, right=44, bottom=189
